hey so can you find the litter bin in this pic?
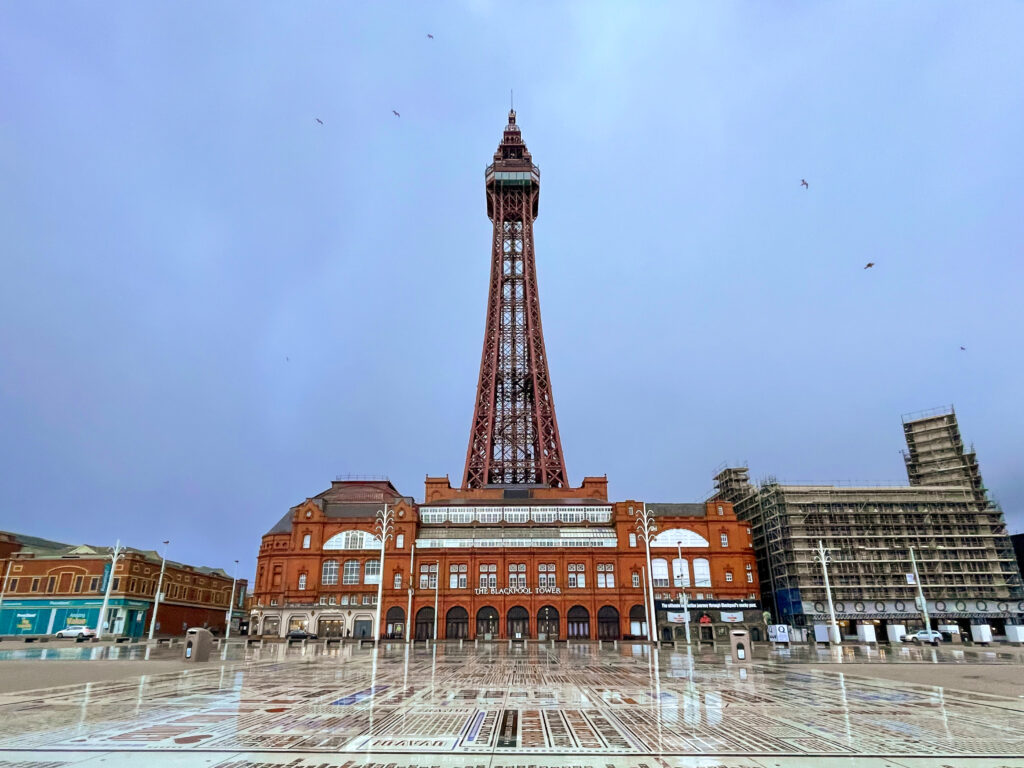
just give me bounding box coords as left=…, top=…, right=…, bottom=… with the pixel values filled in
left=183, top=627, right=213, bottom=662
left=729, top=629, right=750, bottom=662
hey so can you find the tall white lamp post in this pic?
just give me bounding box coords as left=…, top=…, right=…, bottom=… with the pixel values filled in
left=432, top=560, right=440, bottom=642
left=373, top=504, right=394, bottom=644
left=148, top=540, right=169, bottom=640
left=813, top=539, right=841, bottom=645
left=97, top=540, right=125, bottom=640
left=675, top=541, right=691, bottom=644
left=225, top=559, right=239, bottom=638
left=635, top=504, right=658, bottom=643
left=405, top=544, right=415, bottom=643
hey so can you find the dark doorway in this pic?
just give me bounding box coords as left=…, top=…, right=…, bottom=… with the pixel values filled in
left=507, top=606, right=529, bottom=638
left=477, top=606, right=498, bottom=638
left=567, top=605, right=590, bottom=639
left=598, top=606, right=620, bottom=639
left=446, top=606, right=469, bottom=639
left=415, top=607, right=435, bottom=641
left=537, top=605, right=559, bottom=639
left=354, top=619, right=371, bottom=638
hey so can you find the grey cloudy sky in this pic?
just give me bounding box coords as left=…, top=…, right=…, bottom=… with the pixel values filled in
left=2, top=2, right=1022, bottom=579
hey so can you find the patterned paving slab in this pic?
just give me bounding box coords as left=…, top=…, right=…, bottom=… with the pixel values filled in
left=0, top=643, right=1021, bottom=766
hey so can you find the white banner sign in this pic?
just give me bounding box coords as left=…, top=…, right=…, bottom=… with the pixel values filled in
left=767, top=624, right=790, bottom=643
left=720, top=611, right=743, bottom=623
left=667, top=611, right=690, bottom=624
left=905, top=573, right=916, bottom=585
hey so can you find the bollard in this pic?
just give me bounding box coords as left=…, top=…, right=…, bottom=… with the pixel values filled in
left=459, top=638, right=463, bottom=649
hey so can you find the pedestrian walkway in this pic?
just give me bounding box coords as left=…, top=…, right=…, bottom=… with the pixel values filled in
left=0, top=642, right=1021, bottom=767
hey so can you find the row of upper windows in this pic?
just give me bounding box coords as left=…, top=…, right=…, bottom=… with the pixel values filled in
left=298, top=527, right=751, bottom=551
left=3, top=575, right=229, bottom=604
left=288, top=555, right=752, bottom=591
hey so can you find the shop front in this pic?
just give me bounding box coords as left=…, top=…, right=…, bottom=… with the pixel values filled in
left=0, top=598, right=150, bottom=637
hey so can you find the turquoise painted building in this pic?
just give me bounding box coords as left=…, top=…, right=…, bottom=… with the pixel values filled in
left=0, top=597, right=149, bottom=637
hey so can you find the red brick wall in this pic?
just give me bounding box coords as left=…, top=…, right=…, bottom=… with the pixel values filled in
left=252, top=490, right=759, bottom=640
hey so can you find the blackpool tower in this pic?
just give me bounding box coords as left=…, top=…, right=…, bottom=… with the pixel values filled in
left=462, top=111, right=568, bottom=489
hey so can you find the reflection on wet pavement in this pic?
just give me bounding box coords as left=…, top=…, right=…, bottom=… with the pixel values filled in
left=0, top=642, right=1021, bottom=767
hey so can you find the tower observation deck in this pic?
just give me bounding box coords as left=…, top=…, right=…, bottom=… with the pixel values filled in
left=463, top=111, right=567, bottom=489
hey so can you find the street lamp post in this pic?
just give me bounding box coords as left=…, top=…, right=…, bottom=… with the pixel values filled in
left=813, top=539, right=841, bottom=645
left=907, top=546, right=933, bottom=635
left=675, top=541, right=690, bottom=644
left=225, top=559, right=239, bottom=639
left=373, top=505, right=395, bottom=644
left=97, top=540, right=125, bottom=641
left=635, top=503, right=659, bottom=643
left=432, top=560, right=440, bottom=642
left=148, top=541, right=170, bottom=641
left=405, top=544, right=415, bottom=643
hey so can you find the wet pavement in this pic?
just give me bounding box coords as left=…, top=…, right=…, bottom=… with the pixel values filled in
left=0, top=641, right=1021, bottom=767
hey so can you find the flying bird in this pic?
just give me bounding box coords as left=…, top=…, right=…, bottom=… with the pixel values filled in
left=960, top=346, right=966, bottom=351
left=800, top=179, right=809, bottom=188
left=315, top=118, right=323, bottom=125
left=864, top=262, right=875, bottom=269
left=392, top=110, right=400, bottom=117
left=427, top=33, right=434, bottom=39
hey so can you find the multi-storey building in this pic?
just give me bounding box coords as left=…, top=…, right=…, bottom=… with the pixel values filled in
left=250, top=477, right=759, bottom=642
left=714, top=407, right=1023, bottom=638
left=250, top=111, right=761, bottom=644
left=0, top=531, right=246, bottom=637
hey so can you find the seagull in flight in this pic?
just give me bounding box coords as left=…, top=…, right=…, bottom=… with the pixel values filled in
left=960, top=346, right=966, bottom=351
left=427, top=33, right=434, bottom=39
left=864, top=262, right=875, bottom=269
left=315, top=118, right=323, bottom=125
left=800, top=179, right=809, bottom=188
left=392, top=110, right=401, bottom=117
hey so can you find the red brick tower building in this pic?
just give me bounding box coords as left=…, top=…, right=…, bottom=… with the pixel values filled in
left=249, top=114, right=760, bottom=643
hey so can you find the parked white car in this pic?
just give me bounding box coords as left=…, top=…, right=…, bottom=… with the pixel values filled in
left=902, top=629, right=943, bottom=645
left=55, top=626, right=96, bottom=639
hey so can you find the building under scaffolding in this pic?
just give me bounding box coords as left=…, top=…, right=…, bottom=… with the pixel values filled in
left=714, top=407, right=1023, bottom=637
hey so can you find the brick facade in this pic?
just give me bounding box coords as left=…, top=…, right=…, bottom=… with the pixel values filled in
left=251, top=478, right=760, bottom=641
left=0, top=534, right=246, bottom=637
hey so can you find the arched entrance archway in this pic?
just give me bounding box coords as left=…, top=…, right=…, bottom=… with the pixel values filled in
left=415, top=607, right=435, bottom=641
left=597, top=605, right=620, bottom=639
left=385, top=606, right=405, bottom=639
left=537, top=605, right=559, bottom=639
left=507, top=606, right=529, bottom=638
left=477, top=606, right=498, bottom=638
left=629, top=604, right=648, bottom=638
left=446, top=606, right=469, bottom=639
left=567, top=605, right=590, bottom=639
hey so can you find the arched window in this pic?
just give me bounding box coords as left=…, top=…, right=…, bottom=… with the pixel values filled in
left=321, top=560, right=339, bottom=586
left=672, top=558, right=689, bottom=587
left=693, top=558, right=711, bottom=587
left=364, top=559, right=381, bottom=585
left=651, top=558, right=669, bottom=587
left=297, top=573, right=307, bottom=590
left=651, top=529, right=710, bottom=548
left=393, top=571, right=402, bottom=589
left=628, top=533, right=637, bottom=547
left=396, top=533, right=404, bottom=549
left=342, top=560, right=360, bottom=585
left=323, top=530, right=382, bottom=550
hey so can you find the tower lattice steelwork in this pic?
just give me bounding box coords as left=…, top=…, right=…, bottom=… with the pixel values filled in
left=463, top=111, right=567, bottom=489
